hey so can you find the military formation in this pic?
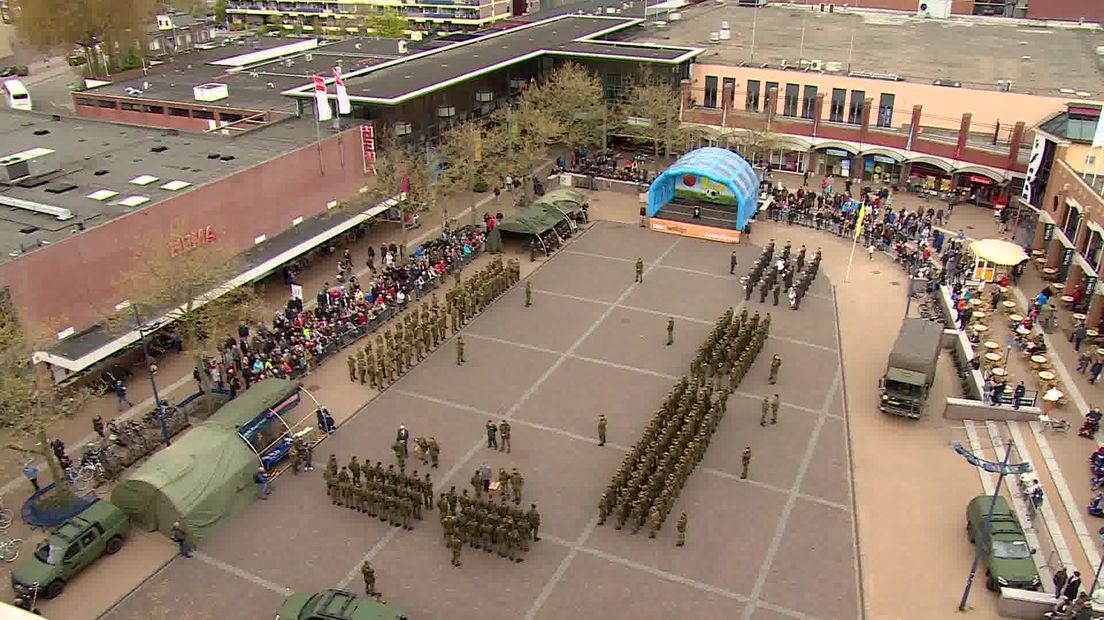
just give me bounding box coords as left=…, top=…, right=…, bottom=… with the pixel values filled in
left=324, top=454, right=436, bottom=530
left=345, top=257, right=522, bottom=386
left=440, top=490, right=542, bottom=566
left=741, top=239, right=822, bottom=311
left=598, top=308, right=770, bottom=541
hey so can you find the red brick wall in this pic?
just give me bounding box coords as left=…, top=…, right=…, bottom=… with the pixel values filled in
left=817, top=0, right=975, bottom=15
left=0, top=126, right=374, bottom=333
left=1027, top=0, right=1104, bottom=22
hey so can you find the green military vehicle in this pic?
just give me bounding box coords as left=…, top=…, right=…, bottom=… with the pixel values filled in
left=11, top=500, right=130, bottom=599
left=277, top=589, right=407, bottom=620
left=879, top=318, right=943, bottom=419
left=966, top=494, right=1041, bottom=592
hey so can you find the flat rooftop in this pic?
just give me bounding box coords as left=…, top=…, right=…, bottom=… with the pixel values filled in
left=292, top=14, right=702, bottom=104
left=0, top=108, right=329, bottom=263
left=631, top=5, right=1104, bottom=96
left=87, top=36, right=441, bottom=112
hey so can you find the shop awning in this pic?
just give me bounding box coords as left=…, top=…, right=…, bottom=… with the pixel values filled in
left=969, top=175, right=995, bottom=185
left=969, top=238, right=1029, bottom=266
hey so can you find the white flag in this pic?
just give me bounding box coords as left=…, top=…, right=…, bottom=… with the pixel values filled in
left=313, top=75, right=332, bottom=122
left=333, top=68, right=352, bottom=116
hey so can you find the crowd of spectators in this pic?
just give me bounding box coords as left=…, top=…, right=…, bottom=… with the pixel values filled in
left=554, top=148, right=653, bottom=184
left=198, top=227, right=486, bottom=394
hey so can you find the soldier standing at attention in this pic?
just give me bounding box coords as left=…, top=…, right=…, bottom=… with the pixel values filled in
left=499, top=420, right=512, bottom=453
left=428, top=437, right=440, bottom=468
left=676, top=513, right=687, bottom=547
left=597, top=414, right=607, bottom=446
left=456, top=335, right=465, bottom=365
left=741, top=446, right=752, bottom=479
left=449, top=535, right=463, bottom=567
left=346, top=355, right=356, bottom=382
left=510, top=468, right=524, bottom=504
left=745, top=277, right=754, bottom=302
left=666, top=317, right=675, bottom=346
left=760, top=397, right=770, bottom=427
left=635, top=258, right=644, bottom=283
left=768, top=354, right=782, bottom=384
left=525, top=281, right=532, bottom=307
left=772, top=283, right=780, bottom=306
left=361, top=561, right=376, bottom=597
left=770, top=394, right=780, bottom=425
left=730, top=250, right=738, bottom=275
left=527, top=503, right=541, bottom=541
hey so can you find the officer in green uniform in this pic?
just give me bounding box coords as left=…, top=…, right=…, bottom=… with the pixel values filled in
left=770, top=394, right=780, bottom=424
left=499, top=420, right=511, bottom=453
left=597, top=415, right=607, bottom=446
left=346, top=355, right=356, bottom=382
left=526, top=503, right=541, bottom=541
left=456, top=335, right=465, bottom=365
left=525, top=281, right=532, bottom=307
left=510, top=468, right=524, bottom=504
left=335, top=467, right=350, bottom=507
left=676, top=513, right=687, bottom=546
left=428, top=438, right=440, bottom=469
left=449, top=535, right=463, bottom=567
left=741, top=446, right=752, bottom=479
left=635, top=258, right=644, bottom=283
left=361, top=561, right=376, bottom=597
left=760, top=397, right=770, bottom=427
left=356, top=352, right=367, bottom=384
left=768, top=354, right=782, bottom=384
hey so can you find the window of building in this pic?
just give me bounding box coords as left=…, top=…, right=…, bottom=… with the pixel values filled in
left=1062, top=205, right=1082, bottom=242
left=745, top=80, right=761, bottom=112
left=801, top=85, right=817, bottom=119
left=783, top=83, right=799, bottom=117
left=765, top=82, right=779, bottom=113
left=722, top=77, right=736, bottom=106
left=1086, top=230, right=1104, bottom=272
left=122, top=102, right=143, bottom=112
left=97, top=99, right=116, bottom=109
left=220, top=113, right=243, bottom=123
left=877, top=93, right=895, bottom=128
left=143, top=104, right=164, bottom=114
left=193, top=109, right=215, bottom=120
left=75, top=97, right=95, bottom=108
left=829, top=89, right=846, bottom=122
left=848, top=90, right=866, bottom=125
left=703, top=75, right=718, bottom=108
left=168, top=107, right=190, bottom=117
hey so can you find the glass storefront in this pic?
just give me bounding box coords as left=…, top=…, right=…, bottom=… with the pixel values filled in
left=819, top=148, right=853, bottom=177
left=862, top=155, right=902, bottom=184
left=768, top=150, right=805, bottom=173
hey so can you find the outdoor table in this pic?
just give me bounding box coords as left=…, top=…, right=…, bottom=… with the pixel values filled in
left=1030, top=355, right=1048, bottom=369
left=1052, top=283, right=1066, bottom=291
left=1001, top=300, right=1017, bottom=310
left=1074, top=313, right=1088, bottom=322
left=1097, top=347, right=1104, bottom=358
left=1062, top=295, right=1076, bottom=305
left=1038, top=371, right=1056, bottom=382
left=1017, top=326, right=1031, bottom=336
left=972, top=311, right=987, bottom=320
left=985, top=352, right=1003, bottom=364
left=991, top=367, right=1007, bottom=378
left=984, top=341, right=1000, bottom=351
left=973, top=324, right=989, bottom=334
left=969, top=298, right=982, bottom=307
left=1088, top=329, right=1100, bottom=338
left=1032, top=249, right=1044, bottom=257
left=1035, top=258, right=1047, bottom=267
left=1009, top=314, right=1024, bottom=324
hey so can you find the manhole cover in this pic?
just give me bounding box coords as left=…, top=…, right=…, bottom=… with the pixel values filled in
left=889, top=281, right=901, bottom=286
left=872, top=270, right=881, bottom=275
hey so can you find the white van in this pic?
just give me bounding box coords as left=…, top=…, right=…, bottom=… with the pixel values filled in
left=2, top=79, right=31, bottom=111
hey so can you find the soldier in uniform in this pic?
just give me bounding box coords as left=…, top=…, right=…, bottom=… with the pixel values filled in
left=335, top=467, right=351, bottom=507
left=525, top=281, right=532, bottom=307
left=760, top=396, right=770, bottom=427
left=759, top=280, right=769, bottom=303
left=346, top=355, right=357, bottom=382
left=449, top=535, right=463, bottom=567
left=666, top=317, right=674, bottom=346
left=289, top=441, right=301, bottom=474
left=647, top=505, right=662, bottom=539
left=527, top=503, right=541, bottom=541
left=635, top=258, right=644, bottom=283
left=729, top=250, right=738, bottom=275
left=361, top=561, right=376, bottom=597
left=741, top=446, right=752, bottom=479
left=393, top=440, right=406, bottom=470
left=510, top=468, right=524, bottom=504
left=499, top=420, right=512, bottom=453
left=770, top=394, right=780, bottom=424
left=471, top=469, right=483, bottom=498
left=598, top=414, right=607, bottom=446
left=456, top=335, right=465, bottom=365
left=428, top=437, right=440, bottom=468
left=676, top=512, right=688, bottom=547
left=744, top=278, right=754, bottom=301
left=768, top=354, right=782, bottom=384
left=348, top=456, right=362, bottom=487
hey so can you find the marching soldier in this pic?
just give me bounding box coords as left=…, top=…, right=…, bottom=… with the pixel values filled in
left=770, top=394, right=780, bottom=425
left=499, top=420, right=512, bottom=453
left=760, top=396, right=770, bottom=427
left=597, top=414, right=607, bottom=446
left=525, top=281, right=532, bottom=307
left=449, top=534, right=463, bottom=567
left=346, top=355, right=356, bottom=382
left=666, top=317, right=675, bottom=346
left=741, top=446, right=752, bottom=479
left=356, top=353, right=367, bottom=384
left=635, top=258, right=644, bottom=283
left=456, top=335, right=465, bottom=365
left=768, top=354, right=782, bottom=384
left=428, top=437, right=440, bottom=469
left=361, top=561, right=376, bottom=597
left=676, top=512, right=687, bottom=547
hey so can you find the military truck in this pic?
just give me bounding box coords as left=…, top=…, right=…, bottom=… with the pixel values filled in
left=879, top=318, right=943, bottom=419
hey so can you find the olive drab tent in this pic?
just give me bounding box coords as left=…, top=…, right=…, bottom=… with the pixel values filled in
left=111, top=379, right=300, bottom=543
left=485, top=188, right=587, bottom=252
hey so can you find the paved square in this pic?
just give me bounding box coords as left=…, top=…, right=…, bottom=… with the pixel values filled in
left=104, top=222, right=860, bottom=620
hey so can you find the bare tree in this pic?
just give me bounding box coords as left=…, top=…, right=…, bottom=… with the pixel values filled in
left=0, top=307, right=89, bottom=506
left=118, top=240, right=264, bottom=416
left=620, top=74, right=683, bottom=158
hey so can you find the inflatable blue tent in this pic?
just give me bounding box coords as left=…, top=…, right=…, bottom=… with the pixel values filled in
left=647, top=147, right=761, bottom=230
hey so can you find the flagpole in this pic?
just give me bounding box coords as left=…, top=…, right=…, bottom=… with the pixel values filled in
left=845, top=233, right=859, bottom=283
left=314, top=112, right=325, bottom=175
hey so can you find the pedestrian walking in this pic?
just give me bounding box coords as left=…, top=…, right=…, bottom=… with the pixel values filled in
left=1013, top=381, right=1026, bottom=409
left=255, top=466, right=270, bottom=499
left=597, top=414, right=607, bottom=446
left=868, top=244, right=875, bottom=261
left=1064, top=571, right=1082, bottom=601
left=92, top=415, right=105, bottom=438
left=171, top=521, right=193, bottom=558
left=361, top=561, right=377, bottom=597
left=730, top=251, right=738, bottom=275
left=1053, top=566, right=1068, bottom=598
left=113, top=380, right=132, bottom=411
left=666, top=317, right=674, bottom=346
left=770, top=394, right=780, bottom=424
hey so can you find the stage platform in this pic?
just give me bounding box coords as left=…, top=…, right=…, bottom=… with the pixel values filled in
left=650, top=201, right=742, bottom=243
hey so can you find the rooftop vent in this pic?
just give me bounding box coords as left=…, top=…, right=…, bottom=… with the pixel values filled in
left=33, top=129, right=50, bottom=136
left=219, top=155, right=236, bottom=161
left=151, top=145, right=168, bottom=153
left=94, top=169, right=109, bottom=176
left=0, top=148, right=59, bottom=183
left=193, top=83, right=229, bottom=102
left=207, top=153, right=221, bottom=159
left=933, top=79, right=962, bottom=88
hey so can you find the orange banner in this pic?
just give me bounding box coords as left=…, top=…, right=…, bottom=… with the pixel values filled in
left=649, top=218, right=742, bottom=244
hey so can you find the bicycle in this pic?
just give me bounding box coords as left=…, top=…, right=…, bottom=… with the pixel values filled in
left=0, top=500, right=12, bottom=531
left=0, top=537, right=24, bottom=562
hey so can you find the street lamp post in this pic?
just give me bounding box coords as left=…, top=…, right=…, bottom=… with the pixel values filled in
left=1091, top=526, right=1104, bottom=596
left=953, top=440, right=1031, bottom=611
left=124, top=303, right=171, bottom=446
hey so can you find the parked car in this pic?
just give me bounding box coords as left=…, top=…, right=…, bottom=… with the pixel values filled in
left=11, top=500, right=130, bottom=599
left=965, top=494, right=1041, bottom=591
left=277, top=589, right=406, bottom=620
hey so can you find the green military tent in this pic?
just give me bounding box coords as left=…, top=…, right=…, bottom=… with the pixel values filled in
left=111, top=379, right=300, bottom=543
left=485, top=189, right=587, bottom=253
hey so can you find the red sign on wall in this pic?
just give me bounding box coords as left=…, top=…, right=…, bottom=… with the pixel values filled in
left=172, top=225, right=218, bottom=254
left=361, top=124, right=376, bottom=175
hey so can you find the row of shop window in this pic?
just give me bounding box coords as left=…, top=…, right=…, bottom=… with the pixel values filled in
left=701, top=76, right=895, bottom=128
